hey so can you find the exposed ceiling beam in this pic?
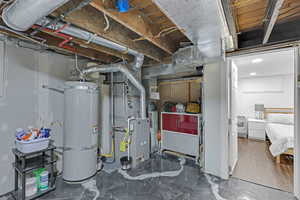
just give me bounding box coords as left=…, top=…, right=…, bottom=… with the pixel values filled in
left=263, top=0, right=285, bottom=44
left=52, top=1, right=166, bottom=62
left=220, top=0, right=238, bottom=49
left=89, top=0, right=176, bottom=55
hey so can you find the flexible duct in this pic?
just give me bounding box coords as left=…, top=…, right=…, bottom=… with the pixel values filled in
left=82, top=63, right=146, bottom=119
left=2, top=0, right=71, bottom=31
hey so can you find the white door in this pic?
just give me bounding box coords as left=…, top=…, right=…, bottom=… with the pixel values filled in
left=229, top=60, right=239, bottom=174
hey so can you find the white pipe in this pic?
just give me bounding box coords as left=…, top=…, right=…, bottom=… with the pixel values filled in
left=2, top=0, right=71, bottom=31
left=83, top=64, right=146, bottom=119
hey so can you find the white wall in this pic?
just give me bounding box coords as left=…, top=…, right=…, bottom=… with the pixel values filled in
left=237, top=75, right=294, bottom=118
left=203, top=61, right=229, bottom=179
left=0, top=40, right=75, bottom=195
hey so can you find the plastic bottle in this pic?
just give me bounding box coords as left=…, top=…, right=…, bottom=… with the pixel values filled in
left=39, top=171, right=49, bottom=191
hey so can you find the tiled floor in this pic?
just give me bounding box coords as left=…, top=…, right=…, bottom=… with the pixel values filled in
left=3, top=154, right=296, bottom=200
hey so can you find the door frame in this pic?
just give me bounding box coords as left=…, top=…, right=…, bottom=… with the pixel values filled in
left=225, top=47, right=299, bottom=197
left=227, top=59, right=239, bottom=175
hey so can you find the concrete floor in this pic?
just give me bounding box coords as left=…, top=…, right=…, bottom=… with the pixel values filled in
left=2, top=154, right=296, bottom=200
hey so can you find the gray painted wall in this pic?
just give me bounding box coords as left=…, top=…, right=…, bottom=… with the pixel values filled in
left=0, top=40, right=75, bottom=195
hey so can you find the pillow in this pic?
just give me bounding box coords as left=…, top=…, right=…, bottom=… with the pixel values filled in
left=266, top=113, right=294, bottom=125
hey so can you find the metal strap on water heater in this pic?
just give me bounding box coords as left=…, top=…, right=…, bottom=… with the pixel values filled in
left=66, top=85, right=99, bottom=91
left=63, top=144, right=98, bottom=152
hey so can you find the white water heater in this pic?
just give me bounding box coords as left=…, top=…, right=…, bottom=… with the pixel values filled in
left=63, top=81, right=99, bottom=182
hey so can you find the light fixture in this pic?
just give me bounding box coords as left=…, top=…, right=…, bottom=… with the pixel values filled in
left=252, top=58, right=263, bottom=63
left=250, top=72, right=256, bottom=76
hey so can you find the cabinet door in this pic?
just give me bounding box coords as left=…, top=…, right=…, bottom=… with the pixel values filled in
left=249, top=121, right=265, bottom=130
left=248, top=129, right=265, bottom=140
left=162, top=113, right=198, bottom=135
left=177, top=115, right=198, bottom=135
left=162, top=113, right=179, bottom=132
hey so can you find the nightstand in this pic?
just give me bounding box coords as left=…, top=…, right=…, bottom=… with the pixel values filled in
left=248, top=118, right=266, bottom=141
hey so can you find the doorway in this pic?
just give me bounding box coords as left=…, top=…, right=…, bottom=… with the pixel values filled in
left=228, top=48, right=296, bottom=193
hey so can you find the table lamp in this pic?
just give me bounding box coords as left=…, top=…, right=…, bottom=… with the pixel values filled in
left=255, top=104, right=264, bottom=119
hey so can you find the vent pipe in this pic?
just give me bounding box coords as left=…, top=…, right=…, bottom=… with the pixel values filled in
left=2, top=0, right=71, bottom=31
left=82, top=63, right=146, bottom=119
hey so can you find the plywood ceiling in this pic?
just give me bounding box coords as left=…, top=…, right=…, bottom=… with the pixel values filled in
left=232, top=0, right=300, bottom=32
left=232, top=0, right=268, bottom=32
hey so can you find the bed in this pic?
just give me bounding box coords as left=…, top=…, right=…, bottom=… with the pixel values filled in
left=264, top=108, right=294, bottom=163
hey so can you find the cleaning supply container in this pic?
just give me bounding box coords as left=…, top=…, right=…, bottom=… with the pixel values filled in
left=16, top=137, right=50, bottom=153
left=39, top=171, right=49, bottom=191
left=33, top=168, right=45, bottom=189
left=25, top=177, right=37, bottom=197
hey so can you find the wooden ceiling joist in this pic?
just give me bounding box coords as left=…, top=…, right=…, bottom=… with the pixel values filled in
left=53, top=1, right=166, bottom=62
left=90, top=0, right=176, bottom=54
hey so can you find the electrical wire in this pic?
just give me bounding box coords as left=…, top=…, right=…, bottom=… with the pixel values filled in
left=103, top=13, right=110, bottom=32
left=154, top=26, right=181, bottom=38
left=74, top=53, right=84, bottom=80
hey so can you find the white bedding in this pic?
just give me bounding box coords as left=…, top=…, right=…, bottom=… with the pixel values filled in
left=265, top=123, right=294, bottom=157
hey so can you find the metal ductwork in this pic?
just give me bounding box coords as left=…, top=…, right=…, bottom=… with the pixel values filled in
left=143, top=45, right=203, bottom=79
left=83, top=63, right=146, bottom=119
left=172, top=45, right=203, bottom=67
left=2, top=0, right=71, bottom=31
left=132, top=54, right=144, bottom=70
left=154, top=0, right=232, bottom=59
left=143, top=44, right=224, bottom=79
